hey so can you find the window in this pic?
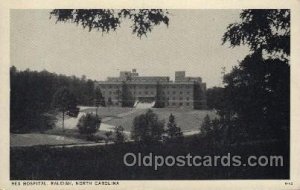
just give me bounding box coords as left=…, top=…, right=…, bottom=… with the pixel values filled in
left=180, top=91, right=183, bottom=94
left=179, top=97, right=183, bottom=100
left=145, top=91, right=148, bottom=95
left=173, top=97, right=175, bottom=100
left=186, top=103, right=190, bottom=106
left=172, top=102, right=176, bottom=106
left=179, top=102, right=183, bottom=106
left=187, top=97, right=190, bottom=101
left=173, top=91, right=176, bottom=94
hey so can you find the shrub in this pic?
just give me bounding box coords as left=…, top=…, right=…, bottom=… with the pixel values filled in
left=165, top=114, right=183, bottom=143
left=114, top=126, right=126, bottom=144
left=131, top=109, right=164, bottom=143
left=77, top=113, right=101, bottom=135
left=104, top=131, right=113, bottom=144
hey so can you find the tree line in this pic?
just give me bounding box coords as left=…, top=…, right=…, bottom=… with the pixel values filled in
left=10, top=67, right=102, bottom=132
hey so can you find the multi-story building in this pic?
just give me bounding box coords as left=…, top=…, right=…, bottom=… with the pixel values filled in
left=96, top=69, right=207, bottom=109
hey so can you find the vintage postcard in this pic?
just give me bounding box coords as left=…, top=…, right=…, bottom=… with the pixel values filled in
left=0, top=0, right=300, bottom=189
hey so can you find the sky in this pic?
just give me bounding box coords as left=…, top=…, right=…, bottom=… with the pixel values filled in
left=10, top=9, right=249, bottom=87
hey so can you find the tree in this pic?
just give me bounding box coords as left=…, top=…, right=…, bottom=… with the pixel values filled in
left=131, top=109, right=164, bottom=143
left=77, top=113, right=101, bottom=137
left=107, top=97, right=113, bottom=106
left=10, top=67, right=58, bottom=132
left=154, top=82, right=165, bottom=108
left=165, top=114, right=183, bottom=142
left=52, top=87, right=77, bottom=132
left=206, top=87, right=225, bottom=111
left=223, top=52, right=289, bottom=138
left=193, top=82, right=206, bottom=110
left=10, top=67, right=99, bottom=132
left=94, top=87, right=105, bottom=116
left=121, top=82, right=134, bottom=107
left=114, top=125, right=126, bottom=144
left=222, top=9, right=290, bottom=59
left=104, top=131, right=113, bottom=144
left=50, top=9, right=169, bottom=38
left=200, top=114, right=212, bottom=136
left=221, top=9, right=290, bottom=140
left=200, top=115, right=225, bottom=146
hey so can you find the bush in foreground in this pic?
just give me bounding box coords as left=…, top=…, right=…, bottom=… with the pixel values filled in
left=77, top=113, right=101, bottom=136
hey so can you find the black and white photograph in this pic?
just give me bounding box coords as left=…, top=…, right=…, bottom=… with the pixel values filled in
left=1, top=0, right=300, bottom=189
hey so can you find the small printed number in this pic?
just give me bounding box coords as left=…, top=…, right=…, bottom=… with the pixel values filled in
left=285, top=182, right=293, bottom=185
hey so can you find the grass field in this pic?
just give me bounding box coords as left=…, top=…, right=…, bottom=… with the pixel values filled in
left=80, top=107, right=134, bottom=118
left=86, top=107, right=218, bottom=132
left=11, top=107, right=217, bottom=147
left=10, top=133, right=89, bottom=147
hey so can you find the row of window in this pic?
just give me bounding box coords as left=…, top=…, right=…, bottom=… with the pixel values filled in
left=100, top=85, right=192, bottom=89
left=166, top=91, right=190, bottom=95
left=167, top=97, right=190, bottom=101
left=102, top=90, right=191, bottom=95
left=105, top=95, right=191, bottom=101
left=106, top=97, right=191, bottom=102
left=167, top=102, right=191, bottom=106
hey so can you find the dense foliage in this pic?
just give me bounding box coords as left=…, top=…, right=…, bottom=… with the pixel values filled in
left=52, top=87, right=78, bottom=131
left=11, top=139, right=289, bottom=180
left=154, top=82, right=166, bottom=108
left=131, top=109, right=164, bottom=143
left=165, top=114, right=183, bottom=142
left=222, top=9, right=290, bottom=59
left=10, top=67, right=101, bottom=132
left=211, top=9, right=290, bottom=142
left=121, top=82, right=135, bottom=107
left=77, top=113, right=101, bottom=135
left=114, top=125, right=126, bottom=144
left=193, top=82, right=206, bottom=109
left=206, top=87, right=225, bottom=111
left=50, top=9, right=169, bottom=37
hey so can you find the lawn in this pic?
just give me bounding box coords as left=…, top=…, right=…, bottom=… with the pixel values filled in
left=26, top=107, right=217, bottom=147
left=104, top=108, right=217, bottom=132
left=80, top=106, right=134, bottom=118
left=10, top=133, right=89, bottom=147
